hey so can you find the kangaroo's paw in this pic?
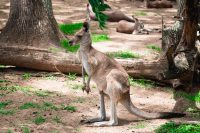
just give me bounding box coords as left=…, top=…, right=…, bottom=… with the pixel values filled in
left=82, top=85, right=91, bottom=94
left=85, top=86, right=91, bottom=94
left=92, top=121, right=118, bottom=127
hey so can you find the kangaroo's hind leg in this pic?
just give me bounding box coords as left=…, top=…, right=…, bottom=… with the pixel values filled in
left=83, top=91, right=106, bottom=124
left=92, top=77, right=119, bottom=126
left=92, top=95, right=118, bottom=126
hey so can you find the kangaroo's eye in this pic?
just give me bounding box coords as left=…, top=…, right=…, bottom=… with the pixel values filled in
left=77, top=35, right=82, bottom=38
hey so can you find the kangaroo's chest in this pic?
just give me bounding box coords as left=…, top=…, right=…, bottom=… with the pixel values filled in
left=79, top=51, right=91, bottom=75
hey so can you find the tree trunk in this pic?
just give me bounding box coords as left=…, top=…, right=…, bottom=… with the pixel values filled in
left=0, top=0, right=60, bottom=47
left=0, top=0, right=70, bottom=71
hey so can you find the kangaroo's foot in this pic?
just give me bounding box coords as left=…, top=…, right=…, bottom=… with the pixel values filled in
left=82, top=85, right=91, bottom=94
left=92, top=121, right=118, bottom=127
left=81, top=117, right=106, bottom=124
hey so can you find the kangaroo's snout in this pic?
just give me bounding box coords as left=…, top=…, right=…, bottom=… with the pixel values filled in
left=69, top=40, right=74, bottom=46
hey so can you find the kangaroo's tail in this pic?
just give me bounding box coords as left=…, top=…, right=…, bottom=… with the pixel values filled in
left=121, top=94, right=185, bottom=119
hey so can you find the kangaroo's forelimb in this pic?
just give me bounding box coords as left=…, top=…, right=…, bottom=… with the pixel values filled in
left=82, top=66, right=91, bottom=94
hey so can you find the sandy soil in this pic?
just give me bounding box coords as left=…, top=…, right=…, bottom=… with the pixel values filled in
left=0, top=0, right=199, bottom=133
left=1, top=67, right=198, bottom=133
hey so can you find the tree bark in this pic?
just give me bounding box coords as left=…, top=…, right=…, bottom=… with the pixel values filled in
left=0, top=0, right=61, bottom=47
left=0, top=0, right=69, bottom=70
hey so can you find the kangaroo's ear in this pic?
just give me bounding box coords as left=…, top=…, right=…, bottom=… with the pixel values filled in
left=83, top=21, right=89, bottom=32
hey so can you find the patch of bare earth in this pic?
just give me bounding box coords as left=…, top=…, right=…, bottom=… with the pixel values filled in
left=1, top=68, right=199, bottom=133
left=0, top=0, right=199, bottom=133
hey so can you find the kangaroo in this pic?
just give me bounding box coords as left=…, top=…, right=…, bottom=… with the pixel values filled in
left=88, top=4, right=135, bottom=22
left=69, top=21, right=185, bottom=126
left=116, top=17, right=149, bottom=34
left=147, top=0, right=173, bottom=8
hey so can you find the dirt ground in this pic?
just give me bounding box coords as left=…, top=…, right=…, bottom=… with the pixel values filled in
left=0, top=0, right=199, bottom=133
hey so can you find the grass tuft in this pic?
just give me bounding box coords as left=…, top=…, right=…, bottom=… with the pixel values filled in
left=0, top=100, right=12, bottom=109
left=129, top=122, right=146, bottom=129
left=35, top=91, right=51, bottom=97
left=48, top=47, right=62, bottom=53
left=5, top=129, right=13, bottom=133
left=129, top=77, right=156, bottom=88
left=0, top=79, right=8, bottom=83
left=22, top=73, right=32, bottom=80
left=174, top=91, right=200, bottom=102
left=22, top=126, right=31, bottom=133
left=62, top=105, right=77, bottom=112
left=59, top=22, right=83, bottom=35
left=0, top=86, right=32, bottom=93
left=70, top=84, right=84, bottom=90
left=60, top=39, right=80, bottom=53
left=146, top=44, right=162, bottom=52
left=52, top=116, right=62, bottom=123
left=33, top=116, right=46, bottom=125
left=134, top=11, right=147, bottom=16
left=0, top=109, right=15, bottom=115
left=155, top=121, right=200, bottom=133
left=19, top=102, right=40, bottom=110
left=107, top=51, right=139, bottom=59
left=67, top=73, right=77, bottom=81
left=92, top=34, right=110, bottom=43
left=42, top=102, right=59, bottom=111
left=0, top=65, right=6, bottom=68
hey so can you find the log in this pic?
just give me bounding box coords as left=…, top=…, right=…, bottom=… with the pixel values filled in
left=0, top=46, right=167, bottom=81
left=147, top=0, right=173, bottom=8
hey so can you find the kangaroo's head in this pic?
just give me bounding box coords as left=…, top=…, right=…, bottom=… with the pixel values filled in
left=69, top=21, right=91, bottom=46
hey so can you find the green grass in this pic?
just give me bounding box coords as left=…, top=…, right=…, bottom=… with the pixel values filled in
left=59, top=22, right=83, bottom=35
left=187, top=108, right=200, bottom=113
left=48, top=47, right=62, bottom=53
left=0, top=86, right=14, bottom=91
left=0, top=86, right=33, bottom=93
left=0, top=79, right=8, bottom=83
left=19, top=101, right=59, bottom=111
left=92, top=34, right=110, bottom=43
left=5, top=129, right=13, bottom=133
left=42, top=102, right=59, bottom=111
left=0, top=109, right=15, bottom=115
left=62, top=105, right=77, bottom=112
left=134, top=11, right=147, bottom=16
left=67, top=73, right=77, bottom=80
left=35, top=90, right=51, bottom=97
left=22, top=126, right=31, bottom=133
left=52, top=116, right=62, bottom=123
left=146, top=44, right=162, bottom=52
left=70, top=84, right=83, bottom=90
left=60, top=39, right=80, bottom=53
left=155, top=122, right=200, bottom=133
left=73, top=97, right=86, bottom=103
left=129, top=122, right=146, bottom=129
left=0, top=65, right=6, bottom=68
left=0, top=85, right=56, bottom=97
left=129, top=77, right=156, bottom=88
left=33, top=116, right=46, bottom=125
left=19, top=102, right=40, bottom=110
left=107, top=51, right=140, bottom=59
left=0, top=93, right=6, bottom=97
left=22, top=73, right=32, bottom=80
left=174, top=91, right=200, bottom=102
left=0, top=100, right=12, bottom=109
left=44, top=73, right=56, bottom=80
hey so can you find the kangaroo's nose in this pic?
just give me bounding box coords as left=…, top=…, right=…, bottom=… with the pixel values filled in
left=69, top=40, right=74, bottom=46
